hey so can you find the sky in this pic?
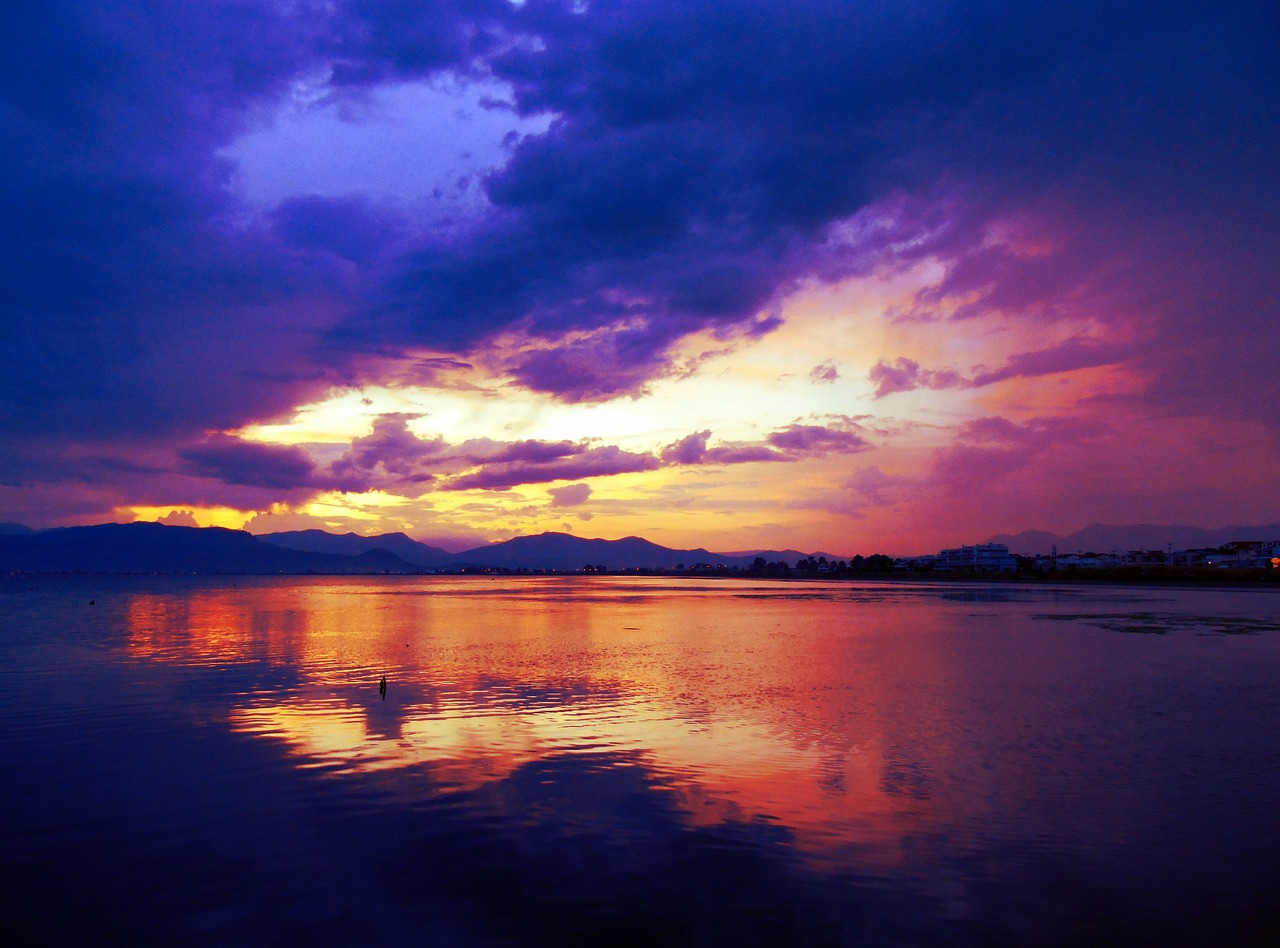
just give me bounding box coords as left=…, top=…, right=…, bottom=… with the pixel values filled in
left=2, top=0, right=1277, bottom=555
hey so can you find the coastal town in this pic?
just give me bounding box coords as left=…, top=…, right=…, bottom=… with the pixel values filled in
left=896, top=540, right=1280, bottom=574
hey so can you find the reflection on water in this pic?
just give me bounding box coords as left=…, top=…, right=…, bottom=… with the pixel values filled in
left=3, top=575, right=1280, bottom=944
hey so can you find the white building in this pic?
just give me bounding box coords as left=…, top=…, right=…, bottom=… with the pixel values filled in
left=936, top=543, right=1018, bottom=573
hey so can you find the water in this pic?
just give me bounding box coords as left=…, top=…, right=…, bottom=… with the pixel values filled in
left=2, top=575, right=1278, bottom=945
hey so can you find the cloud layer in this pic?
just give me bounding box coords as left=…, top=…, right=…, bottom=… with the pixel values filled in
left=1, top=1, right=1276, bottom=545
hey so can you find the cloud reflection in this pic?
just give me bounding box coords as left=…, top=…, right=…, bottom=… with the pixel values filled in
left=124, top=576, right=952, bottom=866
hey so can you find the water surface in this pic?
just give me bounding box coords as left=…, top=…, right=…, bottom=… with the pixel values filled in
left=3, top=575, right=1278, bottom=944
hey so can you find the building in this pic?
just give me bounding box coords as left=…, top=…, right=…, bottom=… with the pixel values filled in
left=935, top=543, right=1018, bottom=573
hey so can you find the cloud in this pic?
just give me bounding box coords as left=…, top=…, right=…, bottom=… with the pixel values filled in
left=156, top=509, right=199, bottom=528
left=766, top=422, right=870, bottom=455
left=0, top=3, right=356, bottom=450
left=180, top=436, right=322, bottom=491
left=507, top=322, right=679, bottom=402
left=930, top=415, right=1107, bottom=494
left=485, top=440, right=580, bottom=464
left=658, top=429, right=787, bottom=465
left=871, top=337, right=1132, bottom=397
left=319, top=412, right=874, bottom=497
left=328, top=414, right=446, bottom=494
left=548, top=483, right=592, bottom=507
left=701, top=445, right=787, bottom=465
left=3, top=0, right=1277, bottom=537
left=327, top=416, right=657, bottom=492
left=843, top=466, right=911, bottom=508
left=970, top=337, right=1131, bottom=387
left=660, top=429, right=784, bottom=466
left=338, top=0, right=1272, bottom=400
left=269, top=195, right=411, bottom=266
left=660, top=430, right=711, bottom=465
left=179, top=413, right=873, bottom=502
left=809, top=362, right=839, bottom=384
left=241, top=508, right=345, bottom=535
left=448, top=444, right=660, bottom=491
left=869, top=358, right=967, bottom=399
left=662, top=418, right=870, bottom=467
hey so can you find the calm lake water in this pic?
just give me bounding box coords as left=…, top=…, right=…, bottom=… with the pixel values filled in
left=2, top=575, right=1278, bottom=945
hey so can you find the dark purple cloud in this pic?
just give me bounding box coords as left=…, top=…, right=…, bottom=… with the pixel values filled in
left=448, top=444, right=660, bottom=491
left=548, top=483, right=592, bottom=507
left=269, top=195, right=412, bottom=266
left=180, top=436, right=321, bottom=491
left=843, top=466, right=910, bottom=508
left=871, top=337, right=1131, bottom=397
left=766, top=423, right=870, bottom=455
left=971, top=338, right=1131, bottom=387
left=328, top=415, right=446, bottom=494
left=930, top=415, right=1108, bottom=494
left=869, top=358, right=966, bottom=398
left=660, top=431, right=712, bottom=465
left=660, top=429, right=782, bottom=466
left=341, top=0, right=1280, bottom=401
left=484, top=440, right=580, bottom=464
left=662, top=419, right=870, bottom=466
left=810, top=362, right=839, bottom=384
left=508, top=326, right=677, bottom=402
left=1, top=0, right=1276, bottom=528
left=320, top=415, right=652, bottom=493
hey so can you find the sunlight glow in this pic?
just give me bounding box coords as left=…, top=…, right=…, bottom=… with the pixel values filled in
left=166, top=249, right=1151, bottom=552
left=122, top=505, right=252, bottom=531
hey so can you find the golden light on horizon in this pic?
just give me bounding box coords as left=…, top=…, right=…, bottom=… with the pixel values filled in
left=120, top=505, right=252, bottom=531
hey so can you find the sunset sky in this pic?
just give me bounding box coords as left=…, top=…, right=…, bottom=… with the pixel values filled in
left=3, top=0, right=1277, bottom=555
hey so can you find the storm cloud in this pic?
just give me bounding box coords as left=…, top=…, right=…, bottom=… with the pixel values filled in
left=1, top=0, right=1276, bottom=538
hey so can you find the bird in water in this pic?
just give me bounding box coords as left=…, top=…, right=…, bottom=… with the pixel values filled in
left=379, top=675, right=387, bottom=700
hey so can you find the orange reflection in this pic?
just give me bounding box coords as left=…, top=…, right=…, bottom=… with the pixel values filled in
left=123, top=576, right=994, bottom=866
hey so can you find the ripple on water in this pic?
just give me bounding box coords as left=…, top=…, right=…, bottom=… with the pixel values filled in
left=4, top=576, right=1280, bottom=945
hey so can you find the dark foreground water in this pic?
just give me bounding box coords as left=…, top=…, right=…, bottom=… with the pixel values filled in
left=2, top=575, right=1279, bottom=946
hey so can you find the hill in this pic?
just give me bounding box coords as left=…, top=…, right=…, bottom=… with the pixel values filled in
left=0, top=524, right=832, bottom=574
left=259, top=529, right=454, bottom=569
left=724, top=547, right=851, bottom=564
left=452, top=532, right=758, bottom=571
left=989, top=522, right=1280, bottom=556
left=0, top=522, right=423, bottom=574
left=10, top=520, right=1274, bottom=575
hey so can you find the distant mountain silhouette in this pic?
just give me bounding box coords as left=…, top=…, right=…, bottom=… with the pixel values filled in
left=6, top=519, right=1273, bottom=574
left=259, top=529, right=454, bottom=569
left=450, top=532, right=757, bottom=571
left=0, top=522, right=423, bottom=574
left=983, top=530, right=1062, bottom=556
left=725, top=547, right=851, bottom=563
left=0, top=523, right=851, bottom=574
left=989, top=522, right=1280, bottom=556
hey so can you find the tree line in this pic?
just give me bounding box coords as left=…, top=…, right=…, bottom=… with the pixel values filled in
left=750, top=554, right=894, bottom=573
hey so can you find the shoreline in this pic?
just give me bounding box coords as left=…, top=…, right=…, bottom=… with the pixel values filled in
left=5, top=567, right=1278, bottom=589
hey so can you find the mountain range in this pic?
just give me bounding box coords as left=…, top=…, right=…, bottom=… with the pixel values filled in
left=987, top=523, right=1280, bottom=556
left=259, top=529, right=801, bottom=571
left=0, top=522, right=423, bottom=574
left=2, top=520, right=1277, bottom=574
left=0, top=522, right=824, bottom=574
left=256, top=529, right=456, bottom=569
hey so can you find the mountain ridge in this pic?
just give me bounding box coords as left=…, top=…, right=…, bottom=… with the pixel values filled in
left=449, top=531, right=760, bottom=571
left=2, top=520, right=1278, bottom=573
left=258, top=529, right=454, bottom=568
left=988, top=522, right=1280, bottom=556
left=0, top=522, right=422, bottom=574
left=0, top=523, right=854, bottom=574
